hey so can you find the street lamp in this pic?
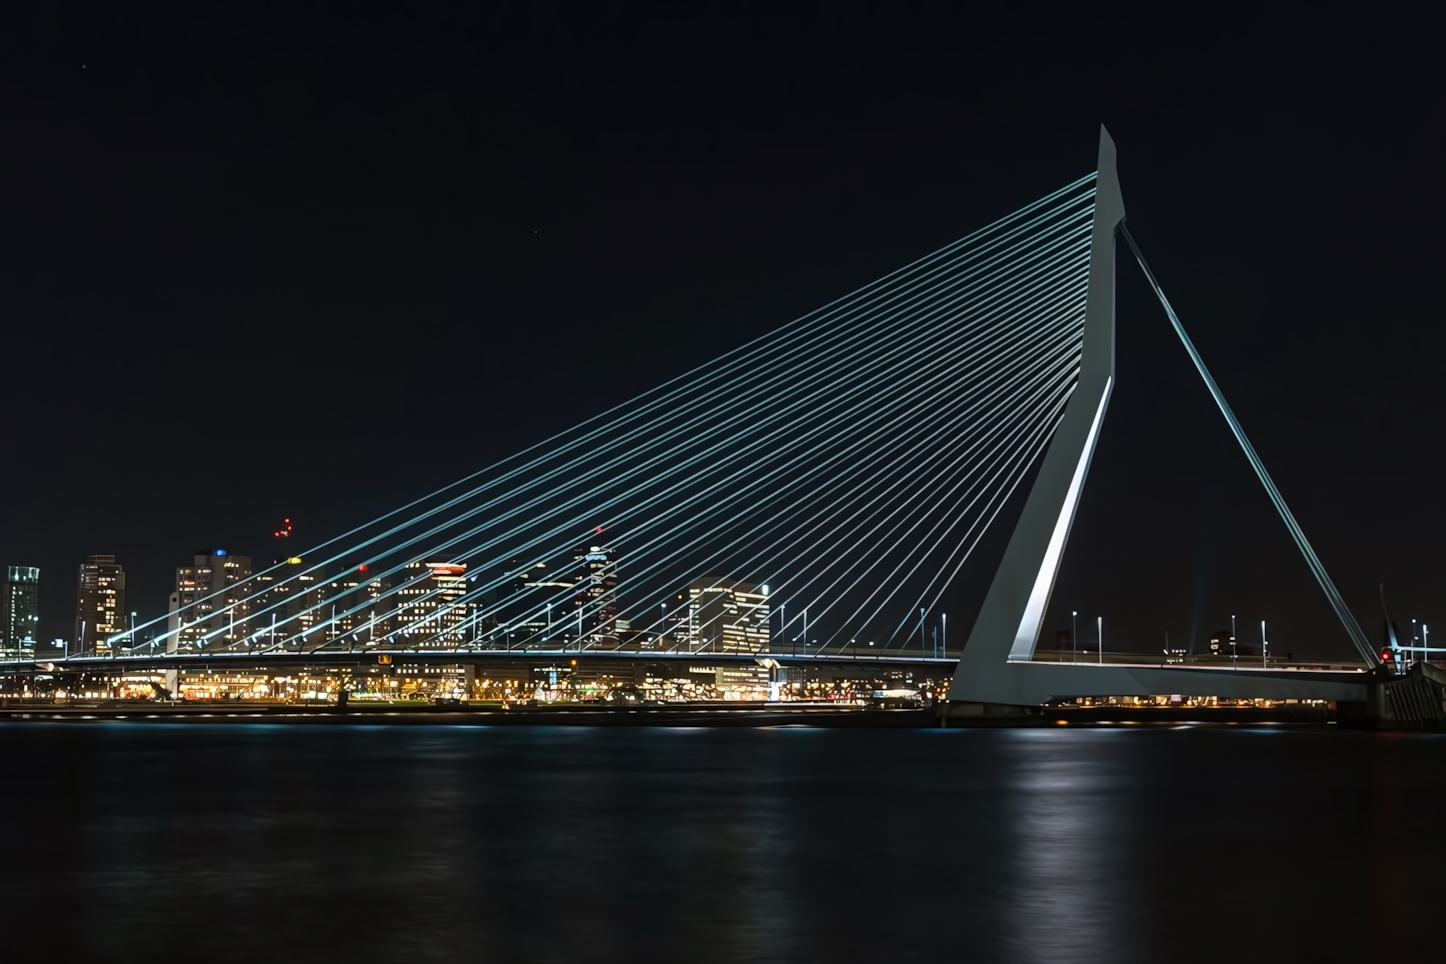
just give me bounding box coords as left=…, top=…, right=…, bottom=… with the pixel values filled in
left=1072, top=611, right=1078, bottom=663
left=1231, top=614, right=1237, bottom=666
left=1261, top=619, right=1267, bottom=668
left=1096, top=616, right=1102, bottom=664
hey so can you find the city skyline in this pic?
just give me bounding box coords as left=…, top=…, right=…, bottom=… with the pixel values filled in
left=9, top=522, right=1430, bottom=666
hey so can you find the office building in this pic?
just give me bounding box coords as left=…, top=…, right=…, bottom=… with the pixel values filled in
left=329, top=565, right=391, bottom=646
left=167, top=550, right=253, bottom=652
left=569, top=544, right=618, bottom=647
left=681, top=577, right=770, bottom=654
left=1, top=566, right=40, bottom=659
left=394, top=561, right=468, bottom=649
left=75, top=555, right=126, bottom=656
left=251, top=558, right=330, bottom=650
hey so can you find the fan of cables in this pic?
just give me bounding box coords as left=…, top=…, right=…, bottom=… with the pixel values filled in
left=142, top=172, right=1100, bottom=658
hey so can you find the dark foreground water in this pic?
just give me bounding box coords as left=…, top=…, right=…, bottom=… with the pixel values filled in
left=1, top=723, right=1442, bottom=963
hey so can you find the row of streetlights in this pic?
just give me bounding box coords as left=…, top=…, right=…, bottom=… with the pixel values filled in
left=770, top=603, right=950, bottom=657
left=1067, top=611, right=1275, bottom=667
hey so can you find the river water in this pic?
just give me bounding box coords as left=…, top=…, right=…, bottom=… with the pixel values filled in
left=1, top=722, right=1441, bottom=962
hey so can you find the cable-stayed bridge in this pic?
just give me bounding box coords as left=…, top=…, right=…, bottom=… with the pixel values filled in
left=8, top=127, right=1415, bottom=713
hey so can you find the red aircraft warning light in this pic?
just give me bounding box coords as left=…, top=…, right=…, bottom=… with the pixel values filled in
left=273, top=518, right=294, bottom=539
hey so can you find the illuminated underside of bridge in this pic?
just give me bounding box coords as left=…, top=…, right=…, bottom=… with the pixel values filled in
left=5, top=128, right=1389, bottom=708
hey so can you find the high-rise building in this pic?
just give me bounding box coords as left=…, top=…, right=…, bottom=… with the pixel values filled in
left=682, top=577, right=770, bottom=654
left=328, top=565, right=392, bottom=647
left=394, top=561, right=468, bottom=649
left=570, top=544, right=618, bottom=647
left=167, top=549, right=253, bottom=653
left=251, top=558, right=330, bottom=650
left=1, top=566, right=40, bottom=659
left=75, top=555, right=126, bottom=656
left=492, top=557, right=574, bottom=647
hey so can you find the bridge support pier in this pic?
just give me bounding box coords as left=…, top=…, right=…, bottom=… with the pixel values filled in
left=1338, top=662, right=1446, bottom=729
left=937, top=701, right=1042, bottom=727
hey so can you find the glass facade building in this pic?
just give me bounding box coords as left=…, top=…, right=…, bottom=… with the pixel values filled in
left=1, top=566, right=40, bottom=659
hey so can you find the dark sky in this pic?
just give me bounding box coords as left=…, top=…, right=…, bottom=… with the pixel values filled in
left=1, top=3, right=1441, bottom=656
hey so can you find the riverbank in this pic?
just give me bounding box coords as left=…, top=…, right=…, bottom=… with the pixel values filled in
left=0, top=698, right=1347, bottom=726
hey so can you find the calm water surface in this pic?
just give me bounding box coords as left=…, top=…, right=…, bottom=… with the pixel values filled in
left=1, top=722, right=1441, bottom=962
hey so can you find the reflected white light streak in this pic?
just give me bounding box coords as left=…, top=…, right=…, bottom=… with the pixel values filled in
left=1007, top=375, right=1111, bottom=661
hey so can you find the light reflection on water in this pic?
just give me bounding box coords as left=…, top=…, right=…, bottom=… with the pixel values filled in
left=1003, top=730, right=1127, bottom=962
left=1, top=723, right=1443, bottom=963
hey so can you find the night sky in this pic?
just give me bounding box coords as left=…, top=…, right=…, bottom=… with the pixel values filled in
left=1, top=4, right=1441, bottom=657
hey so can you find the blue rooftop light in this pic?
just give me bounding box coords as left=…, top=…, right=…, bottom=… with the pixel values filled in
left=215, top=548, right=227, bottom=556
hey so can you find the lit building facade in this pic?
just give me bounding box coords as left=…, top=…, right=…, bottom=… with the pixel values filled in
left=75, top=555, right=126, bottom=656
left=328, top=565, right=392, bottom=646
left=682, top=577, right=770, bottom=654
left=167, top=550, right=253, bottom=653
left=394, top=561, right=468, bottom=649
left=251, top=559, right=334, bottom=650
left=570, top=544, right=618, bottom=647
left=1, top=566, right=40, bottom=659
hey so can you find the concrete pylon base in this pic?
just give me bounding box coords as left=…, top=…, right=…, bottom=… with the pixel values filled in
left=938, top=701, right=1043, bottom=726
left=1338, top=661, right=1446, bottom=729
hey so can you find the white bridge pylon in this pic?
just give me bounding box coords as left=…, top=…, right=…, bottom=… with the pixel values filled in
left=947, top=126, right=1374, bottom=707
